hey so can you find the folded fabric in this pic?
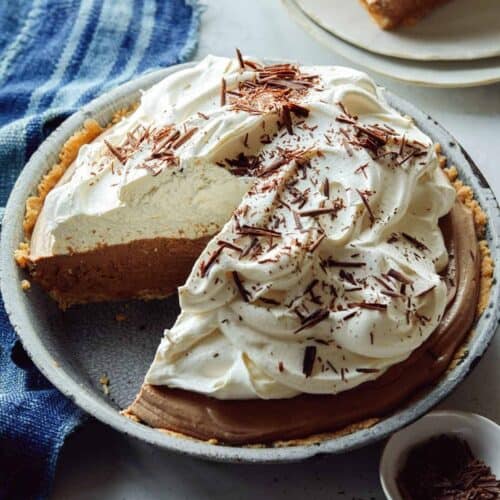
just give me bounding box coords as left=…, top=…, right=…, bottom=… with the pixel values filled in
left=0, top=1, right=200, bottom=498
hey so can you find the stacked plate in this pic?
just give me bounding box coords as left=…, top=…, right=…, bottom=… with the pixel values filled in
left=283, top=0, right=500, bottom=87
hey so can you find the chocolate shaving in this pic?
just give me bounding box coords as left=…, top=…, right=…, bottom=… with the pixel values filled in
left=354, top=124, right=387, bottom=145
left=349, top=302, right=387, bottom=311
left=322, top=178, right=329, bottom=198
left=220, top=78, right=226, bottom=106
left=235, top=48, right=245, bottom=69
left=398, top=150, right=416, bottom=165
left=402, top=232, right=429, bottom=252
left=327, top=259, right=366, bottom=268
left=308, top=233, right=325, bottom=252
left=104, top=140, right=126, bottom=164
left=387, top=233, right=399, bottom=244
left=240, top=237, right=258, bottom=258
left=354, top=163, right=369, bottom=179
left=337, top=101, right=350, bottom=116
left=153, top=129, right=179, bottom=153
left=343, top=311, right=357, bottom=321
left=265, top=79, right=312, bottom=90
left=257, top=157, right=288, bottom=177
left=350, top=136, right=379, bottom=153
left=298, top=207, right=339, bottom=217
left=288, top=102, right=309, bottom=117
left=242, top=59, right=260, bottom=70
left=171, top=127, right=198, bottom=149
left=225, top=152, right=260, bottom=175
left=295, top=309, right=329, bottom=333
left=282, top=104, right=293, bottom=135
left=232, top=271, right=250, bottom=302
left=199, top=246, right=224, bottom=277
left=326, top=360, right=338, bottom=374
left=339, top=269, right=357, bottom=286
left=304, top=279, right=319, bottom=296
left=356, top=189, right=375, bottom=224
left=388, top=268, right=413, bottom=285
left=238, top=225, right=282, bottom=238
left=229, top=62, right=317, bottom=116
left=302, top=345, right=317, bottom=378
left=336, top=115, right=356, bottom=125
left=373, top=275, right=394, bottom=291
left=355, top=368, right=380, bottom=373
left=217, top=240, right=243, bottom=253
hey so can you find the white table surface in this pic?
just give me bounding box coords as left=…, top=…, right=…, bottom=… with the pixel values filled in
left=51, top=1, right=500, bottom=498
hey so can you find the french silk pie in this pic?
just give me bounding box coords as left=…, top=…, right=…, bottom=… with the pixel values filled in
left=16, top=54, right=492, bottom=445
left=359, top=0, right=451, bottom=29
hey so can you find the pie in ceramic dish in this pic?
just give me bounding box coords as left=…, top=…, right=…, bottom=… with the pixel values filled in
left=16, top=54, right=493, bottom=445
left=359, top=0, right=451, bottom=30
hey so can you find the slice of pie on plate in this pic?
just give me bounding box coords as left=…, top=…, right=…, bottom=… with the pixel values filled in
left=359, top=0, right=451, bottom=29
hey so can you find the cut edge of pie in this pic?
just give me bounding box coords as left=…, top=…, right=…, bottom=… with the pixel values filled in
left=14, top=103, right=213, bottom=309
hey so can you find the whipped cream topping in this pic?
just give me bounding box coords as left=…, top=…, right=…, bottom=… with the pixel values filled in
left=31, top=56, right=259, bottom=258
left=145, top=56, right=456, bottom=399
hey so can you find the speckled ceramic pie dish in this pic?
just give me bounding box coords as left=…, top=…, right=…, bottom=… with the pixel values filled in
left=1, top=62, right=499, bottom=463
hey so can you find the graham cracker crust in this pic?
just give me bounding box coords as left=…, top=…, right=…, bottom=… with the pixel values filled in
left=437, top=144, right=493, bottom=316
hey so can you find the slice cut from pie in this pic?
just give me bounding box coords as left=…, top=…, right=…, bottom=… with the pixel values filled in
left=359, top=0, right=451, bottom=29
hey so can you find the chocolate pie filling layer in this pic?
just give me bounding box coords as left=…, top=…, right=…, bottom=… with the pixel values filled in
left=126, top=201, right=480, bottom=444
left=28, top=236, right=211, bottom=308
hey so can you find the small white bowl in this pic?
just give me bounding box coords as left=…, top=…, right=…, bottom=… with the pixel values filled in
left=379, top=410, right=500, bottom=500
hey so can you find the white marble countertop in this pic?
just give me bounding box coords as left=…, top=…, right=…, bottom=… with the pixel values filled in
left=51, top=1, right=500, bottom=498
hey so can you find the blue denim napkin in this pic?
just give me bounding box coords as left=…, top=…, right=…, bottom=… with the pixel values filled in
left=0, top=1, right=200, bottom=498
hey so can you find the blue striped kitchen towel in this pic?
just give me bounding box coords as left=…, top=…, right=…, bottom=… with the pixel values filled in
left=0, top=1, right=201, bottom=498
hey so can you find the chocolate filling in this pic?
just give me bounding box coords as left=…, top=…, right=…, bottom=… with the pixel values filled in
left=30, top=236, right=211, bottom=308
left=126, top=201, right=480, bottom=444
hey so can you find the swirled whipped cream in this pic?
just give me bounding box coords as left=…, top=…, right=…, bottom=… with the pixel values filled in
left=144, top=55, right=456, bottom=399
left=31, top=56, right=259, bottom=258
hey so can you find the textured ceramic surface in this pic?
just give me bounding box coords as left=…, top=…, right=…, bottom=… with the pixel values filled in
left=1, top=63, right=499, bottom=463
left=283, top=0, right=500, bottom=88
left=296, top=0, right=500, bottom=62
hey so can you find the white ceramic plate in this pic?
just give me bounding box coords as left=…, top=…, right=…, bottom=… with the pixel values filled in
left=283, top=0, right=500, bottom=87
left=379, top=411, right=500, bottom=500
left=296, top=0, right=500, bottom=62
